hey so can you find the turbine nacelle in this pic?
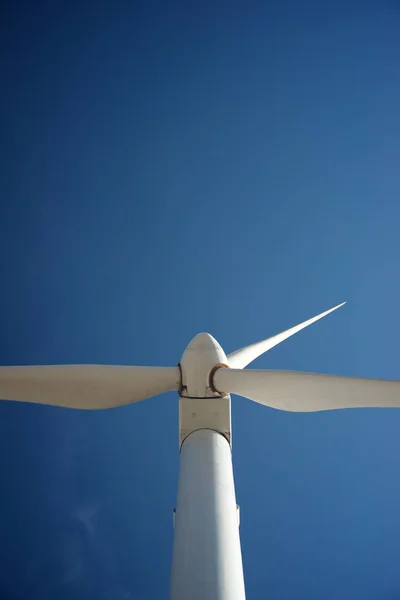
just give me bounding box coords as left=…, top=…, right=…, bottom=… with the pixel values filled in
left=178, top=333, right=231, bottom=448
left=179, top=333, right=228, bottom=399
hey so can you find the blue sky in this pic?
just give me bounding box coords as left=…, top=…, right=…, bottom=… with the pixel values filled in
left=1, top=1, right=400, bottom=598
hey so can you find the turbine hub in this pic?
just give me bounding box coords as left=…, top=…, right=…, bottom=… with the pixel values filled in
left=179, top=333, right=228, bottom=398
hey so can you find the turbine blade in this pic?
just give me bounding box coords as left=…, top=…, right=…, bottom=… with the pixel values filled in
left=0, top=365, right=180, bottom=410
left=213, top=368, right=400, bottom=412
left=227, top=302, right=346, bottom=369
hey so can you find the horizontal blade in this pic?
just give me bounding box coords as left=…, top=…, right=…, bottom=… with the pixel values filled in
left=0, top=365, right=180, bottom=410
left=213, top=368, right=400, bottom=412
left=227, top=302, right=346, bottom=369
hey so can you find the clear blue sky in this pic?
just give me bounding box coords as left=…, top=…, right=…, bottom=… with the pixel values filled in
left=1, top=1, right=400, bottom=598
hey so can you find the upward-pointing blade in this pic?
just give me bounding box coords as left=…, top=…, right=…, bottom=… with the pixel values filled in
left=0, top=365, right=180, bottom=410
left=213, top=368, right=400, bottom=412
left=227, top=302, right=346, bottom=369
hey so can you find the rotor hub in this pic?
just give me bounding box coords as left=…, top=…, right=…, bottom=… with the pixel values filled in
left=179, top=333, right=228, bottom=398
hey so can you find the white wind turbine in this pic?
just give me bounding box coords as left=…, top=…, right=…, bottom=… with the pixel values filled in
left=1, top=302, right=400, bottom=600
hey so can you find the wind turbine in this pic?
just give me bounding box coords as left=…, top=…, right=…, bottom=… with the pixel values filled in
left=1, top=302, right=400, bottom=600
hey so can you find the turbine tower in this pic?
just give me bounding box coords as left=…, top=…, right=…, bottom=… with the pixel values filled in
left=1, top=302, right=400, bottom=600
